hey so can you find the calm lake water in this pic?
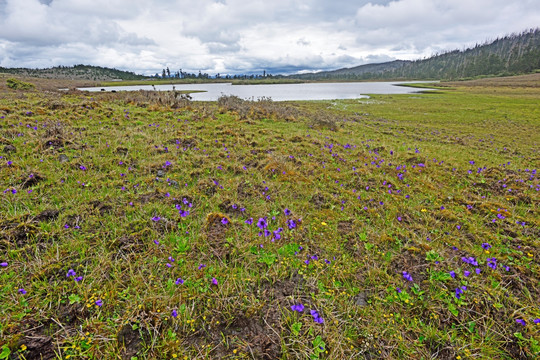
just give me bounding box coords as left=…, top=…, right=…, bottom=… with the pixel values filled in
left=78, top=81, right=435, bottom=101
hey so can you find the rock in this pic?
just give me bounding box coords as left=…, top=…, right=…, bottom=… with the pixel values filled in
left=156, top=170, right=165, bottom=177
left=3, top=144, right=16, bottom=153
left=58, top=154, right=69, bottom=163
left=352, top=291, right=369, bottom=307
left=169, top=180, right=179, bottom=187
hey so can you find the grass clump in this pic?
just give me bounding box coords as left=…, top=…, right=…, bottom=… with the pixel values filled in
left=0, top=77, right=539, bottom=359
left=6, top=78, right=35, bottom=91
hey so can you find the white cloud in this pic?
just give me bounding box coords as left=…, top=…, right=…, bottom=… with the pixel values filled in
left=0, top=0, right=538, bottom=74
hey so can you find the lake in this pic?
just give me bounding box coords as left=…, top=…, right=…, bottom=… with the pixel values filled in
left=77, top=81, right=436, bottom=101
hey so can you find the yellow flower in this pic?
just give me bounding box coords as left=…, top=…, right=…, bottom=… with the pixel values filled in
left=20, top=344, right=27, bottom=351
left=321, top=222, right=327, bottom=226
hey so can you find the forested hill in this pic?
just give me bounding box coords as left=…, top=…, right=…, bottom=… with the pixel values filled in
left=0, top=64, right=146, bottom=81
left=292, top=28, right=540, bottom=80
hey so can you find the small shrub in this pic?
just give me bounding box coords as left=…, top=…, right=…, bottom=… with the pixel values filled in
left=6, top=78, right=35, bottom=90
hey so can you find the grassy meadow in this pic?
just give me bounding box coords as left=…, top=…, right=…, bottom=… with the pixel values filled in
left=0, top=76, right=539, bottom=359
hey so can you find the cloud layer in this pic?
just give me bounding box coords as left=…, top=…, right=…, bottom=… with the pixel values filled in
left=0, top=0, right=538, bottom=75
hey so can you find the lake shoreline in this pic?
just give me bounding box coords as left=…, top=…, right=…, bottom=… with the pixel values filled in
left=77, top=81, right=438, bottom=101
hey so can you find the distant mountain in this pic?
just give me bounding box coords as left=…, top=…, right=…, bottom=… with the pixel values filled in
left=291, top=28, right=540, bottom=80
left=0, top=64, right=147, bottom=81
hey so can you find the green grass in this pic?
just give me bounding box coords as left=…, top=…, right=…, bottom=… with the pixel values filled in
left=0, top=81, right=539, bottom=359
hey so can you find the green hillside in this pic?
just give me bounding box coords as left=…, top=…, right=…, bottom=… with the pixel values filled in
left=0, top=64, right=147, bottom=81
left=292, top=28, right=540, bottom=80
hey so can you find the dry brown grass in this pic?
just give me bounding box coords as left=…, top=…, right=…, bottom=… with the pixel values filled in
left=445, top=73, right=540, bottom=88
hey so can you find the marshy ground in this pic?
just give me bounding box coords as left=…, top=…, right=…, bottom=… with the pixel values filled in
left=0, top=75, right=539, bottom=359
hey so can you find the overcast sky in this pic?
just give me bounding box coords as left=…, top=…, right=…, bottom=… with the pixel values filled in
left=0, top=0, right=539, bottom=75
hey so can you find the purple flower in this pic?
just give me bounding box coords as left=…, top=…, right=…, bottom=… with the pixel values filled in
left=79, top=165, right=87, bottom=171
left=475, top=268, right=481, bottom=275
left=172, top=309, right=178, bottom=318
left=179, top=210, right=189, bottom=217
left=245, top=218, right=253, bottom=225
left=310, top=309, right=324, bottom=324
left=211, top=277, right=218, bottom=286
left=534, top=319, right=540, bottom=324
left=257, top=218, right=267, bottom=229
left=221, top=217, right=229, bottom=225
left=463, top=270, right=471, bottom=277
left=487, top=258, right=497, bottom=270
left=18, top=288, right=27, bottom=295
left=481, top=243, right=491, bottom=250
left=151, top=216, right=161, bottom=222
left=449, top=271, right=456, bottom=278
left=516, top=319, right=526, bottom=326
left=66, top=269, right=77, bottom=277
left=153, top=239, right=160, bottom=245
left=0, top=262, right=7, bottom=267
left=284, top=208, right=292, bottom=216
left=175, top=278, right=184, bottom=285
left=455, top=287, right=463, bottom=299
left=402, top=271, right=413, bottom=282
left=461, top=257, right=478, bottom=266
left=287, top=219, right=297, bottom=229
left=198, top=264, right=206, bottom=270
left=291, top=303, right=304, bottom=312
left=95, top=299, right=103, bottom=307
left=75, top=276, right=83, bottom=282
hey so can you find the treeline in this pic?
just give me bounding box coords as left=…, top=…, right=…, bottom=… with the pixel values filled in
left=153, top=67, right=273, bottom=80
left=292, top=28, right=540, bottom=80
left=0, top=65, right=146, bottom=81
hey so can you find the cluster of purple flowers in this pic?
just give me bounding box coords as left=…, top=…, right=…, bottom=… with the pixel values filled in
left=174, top=198, right=193, bottom=217
left=402, top=271, right=413, bottom=282
left=290, top=303, right=324, bottom=323
left=455, top=285, right=467, bottom=299
left=287, top=219, right=297, bottom=229
left=486, top=258, right=497, bottom=270
left=310, top=309, right=324, bottom=324
left=461, top=257, right=478, bottom=266
left=66, top=269, right=83, bottom=282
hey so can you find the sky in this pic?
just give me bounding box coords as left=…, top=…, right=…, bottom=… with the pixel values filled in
left=0, top=0, right=539, bottom=76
